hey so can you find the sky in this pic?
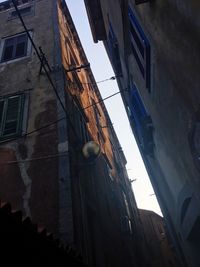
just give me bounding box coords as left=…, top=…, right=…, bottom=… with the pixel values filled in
left=65, top=0, right=162, bottom=215
left=0, top=0, right=161, bottom=215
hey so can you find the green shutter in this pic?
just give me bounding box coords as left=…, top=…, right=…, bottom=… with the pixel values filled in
left=0, top=100, right=4, bottom=136
left=2, top=95, right=24, bottom=138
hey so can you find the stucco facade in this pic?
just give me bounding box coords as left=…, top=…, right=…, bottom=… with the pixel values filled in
left=84, top=0, right=200, bottom=266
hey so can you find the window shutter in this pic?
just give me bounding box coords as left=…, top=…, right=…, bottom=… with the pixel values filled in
left=15, top=33, right=28, bottom=58
left=2, top=95, right=23, bottom=137
left=0, top=100, right=4, bottom=135
left=2, top=37, right=15, bottom=61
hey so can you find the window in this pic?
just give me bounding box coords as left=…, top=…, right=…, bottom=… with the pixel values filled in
left=71, top=71, right=84, bottom=93
left=69, top=95, right=90, bottom=144
left=1, top=32, right=28, bottom=62
left=65, top=53, right=84, bottom=93
left=128, top=7, right=151, bottom=91
left=92, top=100, right=105, bottom=144
left=0, top=94, right=25, bottom=140
left=9, top=6, right=32, bottom=19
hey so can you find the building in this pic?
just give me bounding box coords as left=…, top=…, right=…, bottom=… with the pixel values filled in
left=0, top=0, right=147, bottom=266
left=84, top=0, right=200, bottom=266
left=139, top=209, right=180, bottom=267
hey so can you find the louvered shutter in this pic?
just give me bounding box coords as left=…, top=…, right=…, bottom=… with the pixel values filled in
left=2, top=95, right=24, bottom=137
left=0, top=100, right=4, bottom=135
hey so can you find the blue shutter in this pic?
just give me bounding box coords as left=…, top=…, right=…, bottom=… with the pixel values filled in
left=128, top=6, right=151, bottom=90
left=130, top=85, right=148, bottom=128
left=129, top=85, right=154, bottom=154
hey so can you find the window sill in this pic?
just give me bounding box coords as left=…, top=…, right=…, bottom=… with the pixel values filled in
left=0, top=55, right=31, bottom=66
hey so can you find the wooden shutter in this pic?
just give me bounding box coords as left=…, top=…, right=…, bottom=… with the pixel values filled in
left=0, top=100, right=4, bottom=135
left=2, top=95, right=24, bottom=137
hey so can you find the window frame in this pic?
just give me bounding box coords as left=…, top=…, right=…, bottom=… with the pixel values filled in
left=0, top=93, right=25, bottom=141
left=8, top=4, right=34, bottom=20
left=0, top=31, right=32, bottom=64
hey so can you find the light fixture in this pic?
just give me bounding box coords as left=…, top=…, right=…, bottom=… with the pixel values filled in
left=82, top=141, right=101, bottom=162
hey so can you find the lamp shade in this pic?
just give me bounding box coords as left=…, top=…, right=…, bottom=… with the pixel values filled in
left=82, top=141, right=101, bottom=161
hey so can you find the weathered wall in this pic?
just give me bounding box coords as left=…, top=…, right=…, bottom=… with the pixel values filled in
left=0, top=0, right=59, bottom=234
left=87, top=0, right=200, bottom=266
left=127, top=1, right=200, bottom=266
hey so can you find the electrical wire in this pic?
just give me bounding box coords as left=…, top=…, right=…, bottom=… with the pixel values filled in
left=11, top=0, right=120, bottom=140
left=0, top=117, right=66, bottom=146
left=83, top=89, right=127, bottom=110
left=65, top=74, right=119, bottom=86
left=8, top=1, right=126, bottom=148
left=0, top=89, right=126, bottom=145
left=0, top=152, right=68, bottom=165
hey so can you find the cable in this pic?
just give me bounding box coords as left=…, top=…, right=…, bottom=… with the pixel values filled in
left=66, top=74, right=119, bottom=86
left=96, top=76, right=118, bottom=84
left=0, top=152, right=68, bottom=165
left=24, top=116, right=66, bottom=136
left=0, top=116, right=66, bottom=145
left=0, top=88, right=127, bottom=146
left=83, top=89, right=128, bottom=110
left=9, top=1, right=126, bottom=147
